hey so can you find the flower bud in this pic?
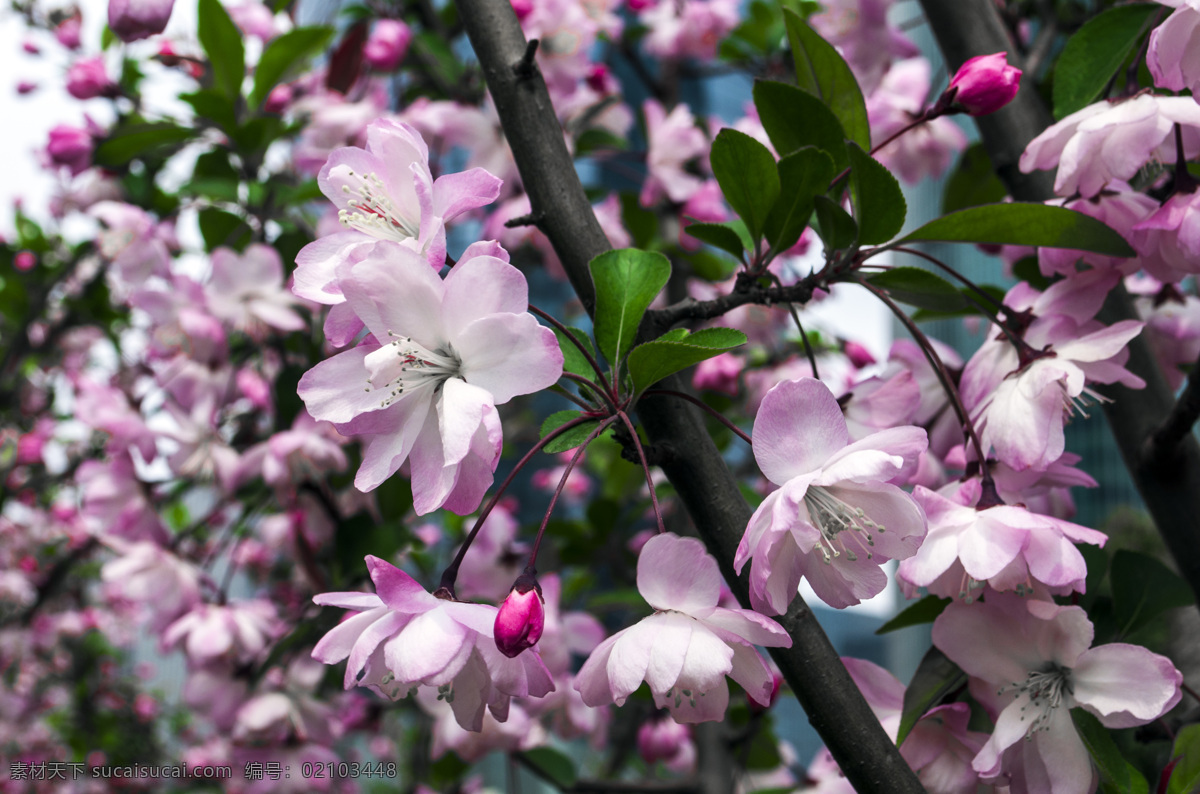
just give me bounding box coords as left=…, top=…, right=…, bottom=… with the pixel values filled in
left=66, top=57, right=116, bottom=101
left=945, top=52, right=1022, bottom=116
left=363, top=19, right=412, bottom=72
left=638, top=718, right=694, bottom=771
left=46, top=125, right=94, bottom=176
left=108, top=0, right=176, bottom=42
left=494, top=574, right=544, bottom=658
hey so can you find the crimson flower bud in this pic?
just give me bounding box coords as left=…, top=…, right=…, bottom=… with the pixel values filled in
left=494, top=574, right=545, bottom=658
left=946, top=53, right=1022, bottom=117
left=637, top=717, right=691, bottom=765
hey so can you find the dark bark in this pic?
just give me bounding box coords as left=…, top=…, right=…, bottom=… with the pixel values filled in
left=452, top=0, right=928, bottom=790
left=918, top=0, right=1200, bottom=608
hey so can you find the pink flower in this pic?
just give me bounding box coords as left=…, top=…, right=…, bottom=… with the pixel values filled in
left=1020, top=94, right=1200, bottom=197
left=735, top=378, right=928, bottom=613
left=311, top=556, right=554, bottom=731
left=45, top=125, right=93, bottom=176
left=1130, top=189, right=1200, bottom=283
left=494, top=575, right=545, bottom=658
left=640, top=100, right=708, bottom=207
left=14, top=251, right=36, bottom=271
left=56, top=14, right=82, bottom=49
left=108, top=0, right=175, bottom=42
left=162, top=600, right=282, bottom=665
left=638, top=718, right=695, bottom=772
left=1148, top=5, right=1200, bottom=96
left=293, top=119, right=503, bottom=304
left=575, top=533, right=791, bottom=723
left=897, top=478, right=1107, bottom=601
left=363, top=19, right=412, bottom=71
left=66, top=57, right=116, bottom=100
left=1038, top=186, right=1156, bottom=277
left=946, top=53, right=1022, bottom=116
left=100, top=541, right=202, bottom=632
left=204, top=244, right=305, bottom=337
left=640, top=0, right=740, bottom=61
left=809, top=0, right=919, bottom=92
left=933, top=594, right=1181, bottom=792
left=298, top=242, right=563, bottom=512
left=227, top=1, right=280, bottom=40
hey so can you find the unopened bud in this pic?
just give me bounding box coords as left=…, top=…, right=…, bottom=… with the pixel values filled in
left=494, top=573, right=544, bottom=658
left=945, top=53, right=1022, bottom=117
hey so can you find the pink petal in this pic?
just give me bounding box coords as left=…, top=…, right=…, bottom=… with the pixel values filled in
left=752, top=378, right=849, bottom=485
left=701, top=607, right=791, bottom=648
left=297, top=343, right=380, bottom=424
left=441, top=254, right=530, bottom=331
left=432, top=167, right=503, bottom=221
left=637, top=533, right=720, bottom=616
left=385, top=607, right=473, bottom=686
left=643, top=613, right=695, bottom=695
left=338, top=241, right=447, bottom=349
left=1072, top=643, right=1182, bottom=728
left=453, top=313, right=563, bottom=404
left=365, top=555, right=438, bottom=612
left=728, top=643, right=774, bottom=706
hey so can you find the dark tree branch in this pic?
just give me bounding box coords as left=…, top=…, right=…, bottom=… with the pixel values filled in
left=452, top=0, right=928, bottom=789
left=647, top=274, right=821, bottom=333
left=1146, top=349, right=1200, bottom=461
left=918, top=0, right=1200, bottom=609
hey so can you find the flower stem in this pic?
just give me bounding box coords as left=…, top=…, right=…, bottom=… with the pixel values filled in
left=529, top=303, right=616, bottom=399
left=439, top=414, right=596, bottom=594
left=858, top=278, right=993, bottom=487
left=642, top=389, right=753, bottom=445
left=616, top=410, right=667, bottom=534
left=525, top=415, right=619, bottom=568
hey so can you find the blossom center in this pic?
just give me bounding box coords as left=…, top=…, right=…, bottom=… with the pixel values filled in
left=803, top=486, right=885, bottom=564
left=998, top=663, right=1073, bottom=735
left=363, top=333, right=462, bottom=408
left=1061, top=382, right=1109, bottom=420
left=338, top=170, right=420, bottom=241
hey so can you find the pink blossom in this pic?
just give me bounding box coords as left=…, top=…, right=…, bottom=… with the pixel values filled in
left=640, top=0, right=740, bottom=61
left=66, top=56, right=115, bottom=100
left=1020, top=94, right=1200, bottom=197
left=298, top=242, right=562, bottom=513
left=205, top=244, right=305, bottom=337
left=897, top=478, right=1106, bottom=601
left=639, top=717, right=695, bottom=772
left=933, top=594, right=1181, bottom=792
left=227, top=1, right=280, bottom=40
left=735, top=378, right=928, bottom=613
left=417, top=688, right=548, bottom=760
left=90, top=201, right=174, bottom=291
left=263, top=83, right=292, bottom=114
left=575, top=533, right=790, bottom=723
left=14, top=251, right=36, bottom=271
left=946, top=53, right=1022, bottom=116
left=55, top=15, right=82, bottom=49
left=16, top=81, right=37, bottom=95
left=692, top=351, right=742, bottom=396
left=1148, top=5, right=1200, bottom=95
left=294, top=119, right=503, bottom=303
left=494, top=576, right=545, bottom=657
left=100, top=541, right=202, bottom=632
left=1038, top=185, right=1156, bottom=277
left=1133, top=280, right=1200, bottom=389
left=640, top=100, right=708, bottom=207
left=363, top=19, right=412, bottom=71
left=1131, top=189, right=1200, bottom=283
left=45, top=125, right=93, bottom=176
left=163, top=600, right=282, bottom=665
left=108, top=0, right=175, bottom=42
left=311, top=556, right=554, bottom=731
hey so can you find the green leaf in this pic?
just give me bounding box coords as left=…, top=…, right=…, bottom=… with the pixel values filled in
left=541, top=410, right=604, bottom=454
left=1072, top=709, right=1150, bottom=794
left=590, top=248, right=672, bottom=370
left=910, top=283, right=1006, bottom=321
left=197, top=0, right=245, bottom=100
left=765, top=147, right=835, bottom=253
left=627, top=327, right=748, bottom=397
left=876, top=595, right=952, bottom=635
left=1111, top=550, right=1194, bottom=637
left=784, top=9, right=869, bottom=151
left=710, top=129, right=780, bottom=243
left=942, top=143, right=1008, bottom=214
left=685, top=222, right=746, bottom=258
left=250, top=26, right=335, bottom=108
left=180, top=89, right=238, bottom=131
left=847, top=142, right=906, bottom=245
left=897, top=646, right=965, bottom=746
left=1052, top=4, right=1160, bottom=120
left=93, top=123, right=195, bottom=167
left=812, top=195, right=857, bottom=253
left=865, top=267, right=967, bottom=312
left=198, top=207, right=252, bottom=252
left=1167, top=723, right=1200, bottom=794
left=521, top=748, right=577, bottom=789
left=897, top=203, right=1136, bottom=257
left=552, top=325, right=600, bottom=378
left=753, top=80, right=849, bottom=172
left=685, top=249, right=739, bottom=282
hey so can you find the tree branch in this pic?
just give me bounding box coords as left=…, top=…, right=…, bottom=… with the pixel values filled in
left=918, top=0, right=1200, bottom=608
left=452, top=1, right=928, bottom=789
